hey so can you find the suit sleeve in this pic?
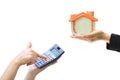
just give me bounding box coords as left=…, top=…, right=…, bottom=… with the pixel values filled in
left=107, top=34, right=120, bottom=52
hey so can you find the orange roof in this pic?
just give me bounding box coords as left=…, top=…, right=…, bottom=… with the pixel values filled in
left=69, top=12, right=98, bottom=22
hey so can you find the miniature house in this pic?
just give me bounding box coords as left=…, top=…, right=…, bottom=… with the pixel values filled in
left=69, top=11, right=98, bottom=35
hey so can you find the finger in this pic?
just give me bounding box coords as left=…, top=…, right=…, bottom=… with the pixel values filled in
left=82, top=35, right=90, bottom=38
left=37, top=54, right=50, bottom=62
left=71, top=34, right=79, bottom=38
left=27, top=62, right=32, bottom=66
left=27, top=42, right=32, bottom=49
left=51, top=61, right=57, bottom=64
left=27, top=59, right=36, bottom=66
left=28, top=64, right=38, bottom=71
left=70, top=35, right=75, bottom=38
left=71, top=35, right=84, bottom=39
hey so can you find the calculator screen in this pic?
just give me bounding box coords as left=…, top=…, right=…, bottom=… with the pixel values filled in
left=50, top=48, right=60, bottom=57
left=44, top=48, right=60, bottom=60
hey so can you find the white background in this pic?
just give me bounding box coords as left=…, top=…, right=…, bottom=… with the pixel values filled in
left=1, top=0, right=120, bottom=80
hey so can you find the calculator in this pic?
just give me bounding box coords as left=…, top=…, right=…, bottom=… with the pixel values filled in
left=35, top=44, right=65, bottom=68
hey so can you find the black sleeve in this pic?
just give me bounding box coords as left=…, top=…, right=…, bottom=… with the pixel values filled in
left=107, top=33, right=120, bottom=52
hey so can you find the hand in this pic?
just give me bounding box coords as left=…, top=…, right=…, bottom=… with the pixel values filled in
left=71, top=30, right=110, bottom=43
left=0, top=42, right=50, bottom=80
left=14, top=42, right=49, bottom=66
left=24, top=61, right=57, bottom=80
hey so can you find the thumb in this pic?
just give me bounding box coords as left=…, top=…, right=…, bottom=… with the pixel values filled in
left=27, top=42, right=32, bottom=49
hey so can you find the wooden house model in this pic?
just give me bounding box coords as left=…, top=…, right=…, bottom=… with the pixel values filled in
left=69, top=11, right=98, bottom=35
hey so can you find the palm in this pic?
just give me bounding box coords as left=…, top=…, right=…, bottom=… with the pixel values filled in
left=71, top=30, right=105, bottom=42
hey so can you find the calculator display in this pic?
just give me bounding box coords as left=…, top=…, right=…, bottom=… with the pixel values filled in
left=50, top=48, right=60, bottom=57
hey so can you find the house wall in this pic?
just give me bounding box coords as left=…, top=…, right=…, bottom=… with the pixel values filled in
left=91, top=22, right=95, bottom=32
left=75, top=17, right=92, bottom=35
left=71, top=22, right=74, bottom=33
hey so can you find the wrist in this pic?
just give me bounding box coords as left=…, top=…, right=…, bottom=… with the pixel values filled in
left=103, top=33, right=110, bottom=43
left=12, top=57, right=23, bottom=67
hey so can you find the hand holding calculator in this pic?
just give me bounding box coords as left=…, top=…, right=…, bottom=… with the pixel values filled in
left=35, top=44, right=65, bottom=68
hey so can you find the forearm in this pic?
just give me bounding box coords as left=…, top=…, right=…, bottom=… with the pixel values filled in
left=24, top=67, right=39, bottom=80
left=24, top=72, right=36, bottom=80
left=24, top=64, right=46, bottom=80
left=0, top=58, right=21, bottom=80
